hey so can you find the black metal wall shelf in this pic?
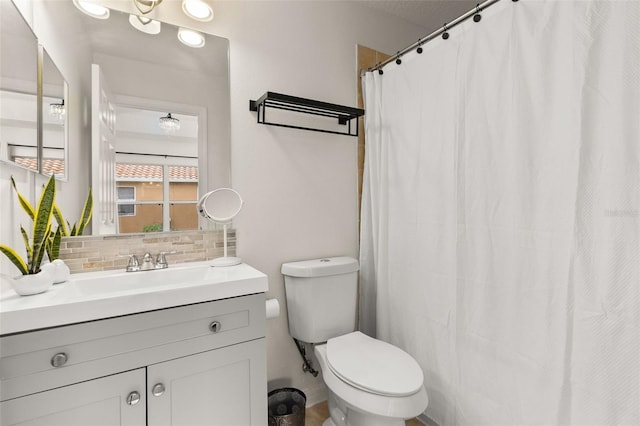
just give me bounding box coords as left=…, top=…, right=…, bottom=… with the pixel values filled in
left=249, top=92, right=365, bottom=137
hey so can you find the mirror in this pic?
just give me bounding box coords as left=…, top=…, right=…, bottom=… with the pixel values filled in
left=0, top=0, right=39, bottom=172
left=198, top=188, right=243, bottom=267
left=42, top=0, right=230, bottom=235
left=42, top=49, right=68, bottom=179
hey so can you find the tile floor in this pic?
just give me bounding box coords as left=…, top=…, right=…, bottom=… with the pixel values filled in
left=305, top=401, right=423, bottom=426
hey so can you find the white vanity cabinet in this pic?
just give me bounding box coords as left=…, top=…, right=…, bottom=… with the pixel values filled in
left=0, top=368, right=146, bottom=425
left=0, top=293, right=267, bottom=426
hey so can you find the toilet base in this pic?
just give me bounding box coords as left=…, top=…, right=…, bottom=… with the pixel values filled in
left=325, top=392, right=406, bottom=426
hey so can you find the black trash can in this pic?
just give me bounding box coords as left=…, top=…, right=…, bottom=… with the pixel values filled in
left=268, top=387, right=306, bottom=426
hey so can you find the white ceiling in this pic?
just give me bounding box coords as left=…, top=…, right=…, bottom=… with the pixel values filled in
left=364, top=0, right=479, bottom=31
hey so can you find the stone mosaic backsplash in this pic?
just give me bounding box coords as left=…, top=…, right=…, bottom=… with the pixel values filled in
left=58, top=229, right=236, bottom=274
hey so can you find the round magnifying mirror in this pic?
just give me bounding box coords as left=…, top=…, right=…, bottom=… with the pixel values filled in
left=198, top=188, right=243, bottom=222
left=197, top=188, right=243, bottom=266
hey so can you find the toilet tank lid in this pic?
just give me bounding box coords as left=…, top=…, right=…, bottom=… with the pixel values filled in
left=281, top=257, right=359, bottom=277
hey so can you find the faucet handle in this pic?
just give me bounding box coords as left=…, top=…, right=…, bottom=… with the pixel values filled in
left=119, top=254, right=140, bottom=272
left=156, top=251, right=177, bottom=269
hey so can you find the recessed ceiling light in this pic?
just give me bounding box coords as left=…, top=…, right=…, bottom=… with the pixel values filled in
left=72, top=0, right=110, bottom=19
left=182, top=0, right=214, bottom=22
left=129, top=14, right=161, bottom=35
left=177, top=28, right=206, bottom=48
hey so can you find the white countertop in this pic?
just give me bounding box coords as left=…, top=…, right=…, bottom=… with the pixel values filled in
left=0, top=261, right=268, bottom=335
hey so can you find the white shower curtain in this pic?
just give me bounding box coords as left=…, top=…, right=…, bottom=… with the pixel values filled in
left=360, top=1, right=639, bottom=425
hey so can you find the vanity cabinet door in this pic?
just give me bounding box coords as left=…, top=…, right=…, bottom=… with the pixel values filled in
left=0, top=368, right=145, bottom=426
left=147, top=338, right=267, bottom=426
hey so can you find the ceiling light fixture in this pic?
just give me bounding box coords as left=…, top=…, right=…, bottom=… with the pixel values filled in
left=159, top=113, right=180, bottom=134
left=182, top=0, right=214, bottom=22
left=132, top=0, right=163, bottom=15
left=49, top=100, right=66, bottom=123
left=72, top=0, right=110, bottom=19
left=129, top=14, right=161, bottom=34
left=177, top=28, right=205, bottom=48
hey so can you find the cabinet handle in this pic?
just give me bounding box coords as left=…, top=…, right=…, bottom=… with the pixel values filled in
left=51, top=352, right=68, bottom=368
left=209, top=321, right=221, bottom=333
left=126, top=391, right=141, bottom=406
left=152, top=383, right=165, bottom=397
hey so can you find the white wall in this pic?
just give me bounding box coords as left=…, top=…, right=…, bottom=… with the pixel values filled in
left=209, top=1, right=427, bottom=404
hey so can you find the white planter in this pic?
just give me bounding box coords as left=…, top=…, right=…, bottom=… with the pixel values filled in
left=7, top=269, right=54, bottom=296
left=41, top=259, right=71, bottom=284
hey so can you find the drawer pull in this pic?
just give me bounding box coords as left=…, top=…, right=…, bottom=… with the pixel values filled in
left=209, top=321, right=222, bottom=333
left=152, top=383, right=165, bottom=397
left=51, top=352, right=68, bottom=368
left=126, top=391, right=141, bottom=406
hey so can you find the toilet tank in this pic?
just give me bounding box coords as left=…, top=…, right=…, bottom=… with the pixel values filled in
left=282, top=257, right=359, bottom=344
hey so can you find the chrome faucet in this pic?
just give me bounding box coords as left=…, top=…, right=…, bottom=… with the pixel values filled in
left=155, top=251, right=176, bottom=269
left=123, top=251, right=176, bottom=272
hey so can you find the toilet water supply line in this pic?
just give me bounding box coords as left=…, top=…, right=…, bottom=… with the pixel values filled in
left=293, top=338, right=319, bottom=377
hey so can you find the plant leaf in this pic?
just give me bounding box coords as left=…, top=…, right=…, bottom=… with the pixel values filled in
left=76, top=188, right=93, bottom=236
left=10, top=176, right=35, bottom=220
left=50, top=227, right=62, bottom=261
left=31, top=176, right=56, bottom=274
left=0, top=244, right=29, bottom=275
left=20, top=225, right=33, bottom=263
left=32, top=224, right=51, bottom=274
left=53, top=204, right=69, bottom=236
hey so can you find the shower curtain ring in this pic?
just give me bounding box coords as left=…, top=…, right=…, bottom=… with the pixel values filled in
left=417, top=40, right=423, bottom=54
left=442, top=23, right=450, bottom=40
left=395, top=51, right=402, bottom=65
left=473, top=4, right=482, bottom=22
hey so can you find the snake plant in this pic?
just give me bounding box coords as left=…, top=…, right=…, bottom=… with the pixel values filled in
left=52, top=187, right=93, bottom=237
left=0, top=175, right=56, bottom=275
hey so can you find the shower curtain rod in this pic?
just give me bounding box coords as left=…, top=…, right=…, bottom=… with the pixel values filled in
left=365, top=0, right=504, bottom=74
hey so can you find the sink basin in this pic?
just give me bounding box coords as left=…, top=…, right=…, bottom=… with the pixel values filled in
left=0, top=261, right=268, bottom=335
left=73, top=264, right=226, bottom=296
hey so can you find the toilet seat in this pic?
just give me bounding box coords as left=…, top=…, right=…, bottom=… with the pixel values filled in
left=315, top=343, right=428, bottom=421
left=326, top=332, right=424, bottom=397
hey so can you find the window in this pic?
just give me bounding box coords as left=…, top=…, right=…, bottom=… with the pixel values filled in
left=117, top=186, right=136, bottom=216
left=115, top=162, right=199, bottom=233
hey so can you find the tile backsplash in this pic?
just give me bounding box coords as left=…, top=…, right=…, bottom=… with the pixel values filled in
left=58, top=229, right=236, bottom=274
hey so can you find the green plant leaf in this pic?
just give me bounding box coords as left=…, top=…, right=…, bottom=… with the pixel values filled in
left=0, top=244, right=29, bottom=275
left=20, top=225, right=32, bottom=263
left=53, top=204, right=69, bottom=236
left=32, top=224, right=51, bottom=274
left=31, top=176, right=56, bottom=274
left=49, top=227, right=62, bottom=261
left=76, top=188, right=93, bottom=236
left=10, top=176, right=35, bottom=220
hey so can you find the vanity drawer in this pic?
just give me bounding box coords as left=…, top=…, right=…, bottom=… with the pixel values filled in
left=0, top=293, right=265, bottom=401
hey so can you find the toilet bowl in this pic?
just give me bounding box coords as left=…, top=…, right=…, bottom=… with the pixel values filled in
left=315, top=332, right=428, bottom=426
left=281, top=257, right=428, bottom=426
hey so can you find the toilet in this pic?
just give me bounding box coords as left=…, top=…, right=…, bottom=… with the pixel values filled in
left=282, top=257, right=428, bottom=426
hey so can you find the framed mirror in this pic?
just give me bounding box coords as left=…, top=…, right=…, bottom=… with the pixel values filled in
left=0, top=0, right=39, bottom=172
left=42, top=48, right=68, bottom=180
left=52, top=1, right=230, bottom=235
